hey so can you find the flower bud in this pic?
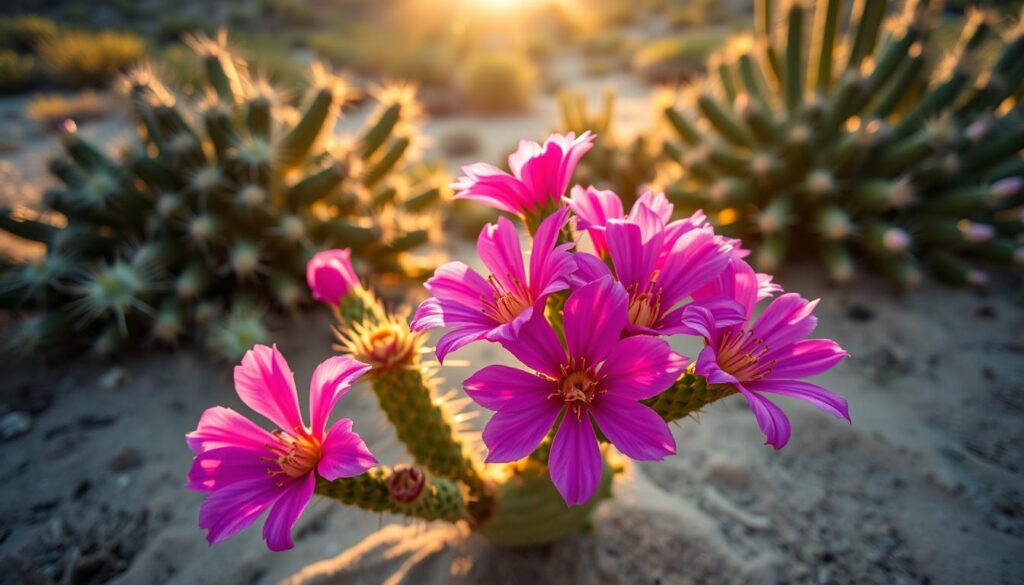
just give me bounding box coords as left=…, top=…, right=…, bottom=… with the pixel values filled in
left=387, top=465, right=426, bottom=504
left=306, top=248, right=360, bottom=305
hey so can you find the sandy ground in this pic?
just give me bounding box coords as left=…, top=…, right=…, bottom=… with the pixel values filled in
left=2, top=50, right=1023, bottom=585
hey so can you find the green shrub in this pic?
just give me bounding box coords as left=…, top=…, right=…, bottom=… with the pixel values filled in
left=632, top=33, right=725, bottom=81
left=0, top=15, right=57, bottom=53
left=460, top=53, right=537, bottom=113
left=0, top=50, right=40, bottom=94
left=37, top=30, right=145, bottom=88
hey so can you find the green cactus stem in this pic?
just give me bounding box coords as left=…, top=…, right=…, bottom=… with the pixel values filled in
left=315, top=466, right=466, bottom=523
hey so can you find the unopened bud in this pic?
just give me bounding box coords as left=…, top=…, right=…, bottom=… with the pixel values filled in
left=387, top=465, right=425, bottom=504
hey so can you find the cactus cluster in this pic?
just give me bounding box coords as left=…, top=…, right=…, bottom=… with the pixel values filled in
left=0, top=33, right=447, bottom=358
left=556, top=89, right=659, bottom=209
left=658, top=0, right=1024, bottom=285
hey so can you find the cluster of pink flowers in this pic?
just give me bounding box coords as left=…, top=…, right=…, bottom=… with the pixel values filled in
left=414, top=133, right=850, bottom=505
left=187, top=132, right=851, bottom=550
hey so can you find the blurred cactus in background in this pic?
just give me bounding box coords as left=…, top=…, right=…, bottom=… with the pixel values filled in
left=556, top=89, right=660, bottom=208
left=658, top=0, right=1024, bottom=286
left=0, top=32, right=446, bottom=358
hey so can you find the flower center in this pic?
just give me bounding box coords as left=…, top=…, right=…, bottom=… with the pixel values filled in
left=338, top=315, right=421, bottom=371
left=481, top=274, right=531, bottom=323
left=626, top=275, right=663, bottom=329
left=267, top=430, right=321, bottom=479
left=550, top=358, right=604, bottom=420
left=715, top=328, right=776, bottom=382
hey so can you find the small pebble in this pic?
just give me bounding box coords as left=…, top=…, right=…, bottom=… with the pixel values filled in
left=109, top=447, right=143, bottom=472
left=0, top=411, right=32, bottom=441
left=846, top=305, right=875, bottom=322
left=98, top=367, right=128, bottom=389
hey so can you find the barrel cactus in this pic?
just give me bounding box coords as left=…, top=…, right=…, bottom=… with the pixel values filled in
left=658, top=0, right=1024, bottom=285
left=0, top=33, right=446, bottom=357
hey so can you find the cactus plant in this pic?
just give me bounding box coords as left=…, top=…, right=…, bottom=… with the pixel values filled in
left=0, top=33, right=446, bottom=358
left=187, top=133, right=853, bottom=551
left=658, top=0, right=1024, bottom=286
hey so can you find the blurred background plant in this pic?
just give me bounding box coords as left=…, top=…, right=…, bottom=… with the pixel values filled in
left=653, top=0, right=1024, bottom=286
left=0, top=33, right=447, bottom=359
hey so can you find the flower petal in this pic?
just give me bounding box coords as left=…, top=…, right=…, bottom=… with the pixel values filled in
left=661, top=297, right=746, bottom=337
left=656, top=227, right=733, bottom=309
left=317, top=418, right=378, bottom=480
left=590, top=396, right=676, bottom=460
left=549, top=412, right=603, bottom=506
left=263, top=472, right=316, bottom=551
left=187, top=406, right=276, bottom=455
left=599, top=336, right=688, bottom=400
left=630, top=191, right=673, bottom=225
left=563, top=276, right=628, bottom=364
left=478, top=216, right=527, bottom=295
left=463, top=365, right=554, bottom=411
left=694, top=344, right=740, bottom=386
left=422, top=262, right=493, bottom=306
left=567, top=185, right=623, bottom=257
left=234, top=344, right=304, bottom=432
left=436, top=325, right=494, bottom=364
left=309, top=355, right=371, bottom=437
left=481, top=399, right=562, bottom=463
left=453, top=162, right=530, bottom=215
left=692, top=258, right=761, bottom=321
left=198, top=476, right=282, bottom=546
left=737, top=385, right=792, bottom=450
left=528, top=206, right=575, bottom=299
left=746, top=379, right=851, bottom=421
left=606, top=219, right=659, bottom=290
left=764, top=339, right=848, bottom=379
left=499, top=311, right=566, bottom=377
left=188, top=446, right=271, bottom=493
left=570, top=251, right=613, bottom=287
left=751, top=293, right=819, bottom=349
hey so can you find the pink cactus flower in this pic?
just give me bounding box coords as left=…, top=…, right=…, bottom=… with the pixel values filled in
left=306, top=248, right=360, bottom=306
left=411, top=206, right=575, bottom=363
left=187, top=345, right=375, bottom=551
left=463, top=276, right=687, bottom=506
left=690, top=260, right=851, bottom=449
left=567, top=187, right=748, bottom=261
left=571, top=202, right=743, bottom=336
left=453, top=132, right=594, bottom=217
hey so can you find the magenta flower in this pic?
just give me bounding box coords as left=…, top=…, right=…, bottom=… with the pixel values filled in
left=453, top=132, right=594, bottom=217
left=463, top=276, right=687, bottom=506
left=568, top=187, right=746, bottom=262
left=186, top=345, right=375, bottom=551
left=411, top=206, right=575, bottom=363
left=689, top=260, right=851, bottom=449
left=307, top=248, right=360, bottom=305
left=571, top=201, right=742, bottom=337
